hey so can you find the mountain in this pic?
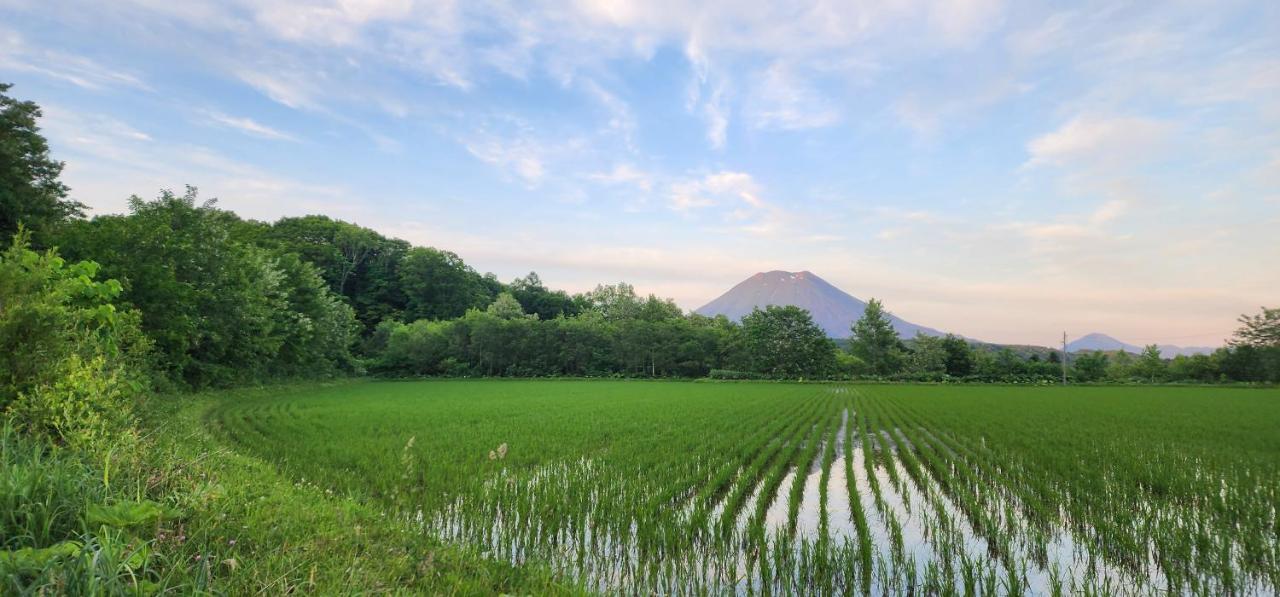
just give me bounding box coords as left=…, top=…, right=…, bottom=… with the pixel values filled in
left=1066, top=333, right=1142, bottom=354
left=1159, top=344, right=1216, bottom=357
left=695, top=271, right=945, bottom=339
left=1066, top=333, right=1214, bottom=356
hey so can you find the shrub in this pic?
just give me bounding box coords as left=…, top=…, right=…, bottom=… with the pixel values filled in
left=0, top=232, right=149, bottom=451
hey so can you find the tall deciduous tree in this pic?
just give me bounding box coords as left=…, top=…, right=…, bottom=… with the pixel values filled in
left=849, top=298, right=903, bottom=375
left=1136, top=344, right=1166, bottom=383
left=906, top=332, right=947, bottom=376
left=1072, top=350, right=1109, bottom=382
left=741, top=305, right=836, bottom=378
left=487, top=292, right=531, bottom=320
left=1232, top=307, right=1280, bottom=348
left=940, top=334, right=975, bottom=377
left=0, top=83, right=83, bottom=242
left=509, top=272, right=578, bottom=320
left=399, top=247, right=493, bottom=321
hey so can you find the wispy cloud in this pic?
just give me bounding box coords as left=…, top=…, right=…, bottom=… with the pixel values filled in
left=464, top=135, right=548, bottom=187
left=744, top=62, right=840, bottom=131
left=204, top=111, right=297, bottom=141
left=587, top=164, right=652, bottom=191
left=0, top=28, right=148, bottom=91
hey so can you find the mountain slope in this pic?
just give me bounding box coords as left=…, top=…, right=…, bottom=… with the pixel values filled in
left=695, top=271, right=945, bottom=339
left=1067, top=332, right=1214, bottom=356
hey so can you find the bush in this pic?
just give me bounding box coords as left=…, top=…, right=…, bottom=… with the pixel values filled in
left=0, top=232, right=149, bottom=451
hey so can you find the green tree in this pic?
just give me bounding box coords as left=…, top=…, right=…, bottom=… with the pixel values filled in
left=1071, top=350, right=1109, bottom=382
left=849, top=298, right=903, bottom=376
left=0, top=84, right=84, bottom=242
left=906, top=333, right=947, bottom=377
left=1219, top=308, right=1280, bottom=382
left=1135, top=344, right=1166, bottom=383
left=509, top=272, right=578, bottom=320
left=264, top=215, right=381, bottom=296
left=55, top=188, right=356, bottom=387
left=741, top=305, right=837, bottom=378
left=264, top=216, right=422, bottom=332
left=1168, top=353, right=1218, bottom=383
left=1106, top=350, right=1135, bottom=382
left=940, top=334, right=975, bottom=377
left=270, top=253, right=360, bottom=376
left=1231, top=307, right=1280, bottom=348
left=399, top=247, right=492, bottom=321
left=487, top=292, right=531, bottom=320
left=577, top=283, right=642, bottom=322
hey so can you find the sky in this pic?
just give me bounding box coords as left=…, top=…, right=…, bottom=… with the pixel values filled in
left=2, top=0, right=1277, bottom=347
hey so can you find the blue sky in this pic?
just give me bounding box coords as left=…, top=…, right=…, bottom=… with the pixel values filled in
left=2, top=0, right=1277, bottom=346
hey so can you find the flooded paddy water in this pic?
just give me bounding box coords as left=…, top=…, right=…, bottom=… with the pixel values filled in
left=411, top=386, right=1276, bottom=595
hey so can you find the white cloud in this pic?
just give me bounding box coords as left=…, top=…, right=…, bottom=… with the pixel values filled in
left=464, top=135, right=547, bottom=187
left=744, top=62, right=840, bottom=131
left=587, top=163, right=652, bottom=191
left=581, top=79, right=637, bottom=147
left=928, top=0, right=1006, bottom=47
left=665, top=171, right=797, bottom=236
left=670, top=171, right=764, bottom=212
left=894, top=76, right=1027, bottom=138
left=38, top=106, right=358, bottom=221
left=235, top=69, right=323, bottom=111
left=1025, top=115, right=1172, bottom=168
left=1005, top=11, right=1075, bottom=60
left=205, top=111, right=297, bottom=141
left=0, top=27, right=148, bottom=91
left=253, top=0, right=416, bottom=45
left=1089, top=199, right=1128, bottom=225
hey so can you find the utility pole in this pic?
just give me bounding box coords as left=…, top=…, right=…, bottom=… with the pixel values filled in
left=1061, top=331, right=1069, bottom=385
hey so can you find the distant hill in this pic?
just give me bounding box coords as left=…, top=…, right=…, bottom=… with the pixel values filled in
left=695, top=271, right=945, bottom=339
left=1067, top=332, right=1214, bottom=357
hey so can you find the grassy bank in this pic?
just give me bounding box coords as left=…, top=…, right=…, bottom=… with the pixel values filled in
left=2, top=380, right=574, bottom=595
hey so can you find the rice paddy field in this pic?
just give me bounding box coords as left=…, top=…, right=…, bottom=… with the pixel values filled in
left=210, top=381, right=1280, bottom=595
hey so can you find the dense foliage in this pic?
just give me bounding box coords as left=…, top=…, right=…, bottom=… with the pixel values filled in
left=741, top=305, right=837, bottom=377
left=0, top=232, right=148, bottom=451
left=55, top=189, right=359, bottom=389
left=376, top=284, right=748, bottom=377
